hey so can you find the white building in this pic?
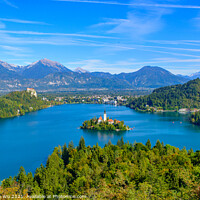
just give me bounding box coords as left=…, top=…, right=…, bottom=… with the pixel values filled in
left=98, top=116, right=103, bottom=123
left=104, top=110, right=107, bottom=121
left=27, top=88, right=37, bottom=98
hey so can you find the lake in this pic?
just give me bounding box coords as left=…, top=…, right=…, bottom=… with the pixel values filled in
left=1, top=104, right=200, bottom=180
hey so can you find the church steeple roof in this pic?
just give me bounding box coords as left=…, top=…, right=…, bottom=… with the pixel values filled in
left=104, top=109, right=106, bottom=114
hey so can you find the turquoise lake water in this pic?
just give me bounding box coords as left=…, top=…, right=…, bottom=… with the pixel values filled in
left=1, top=104, right=200, bottom=179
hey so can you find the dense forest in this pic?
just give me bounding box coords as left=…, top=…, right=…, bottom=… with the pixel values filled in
left=80, top=118, right=129, bottom=131
left=128, top=78, right=200, bottom=111
left=0, top=91, right=55, bottom=118
left=1, top=137, right=200, bottom=199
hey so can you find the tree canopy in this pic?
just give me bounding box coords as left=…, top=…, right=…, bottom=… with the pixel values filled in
left=129, top=78, right=200, bottom=111
left=2, top=137, right=200, bottom=199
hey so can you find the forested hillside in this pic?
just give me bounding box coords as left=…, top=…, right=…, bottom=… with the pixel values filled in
left=1, top=137, right=200, bottom=199
left=129, top=78, right=200, bottom=111
left=0, top=91, right=51, bottom=118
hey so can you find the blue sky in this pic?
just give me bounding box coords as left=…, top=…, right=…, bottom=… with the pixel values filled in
left=0, top=0, right=200, bottom=74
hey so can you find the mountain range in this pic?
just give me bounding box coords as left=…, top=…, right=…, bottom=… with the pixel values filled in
left=0, top=58, right=197, bottom=92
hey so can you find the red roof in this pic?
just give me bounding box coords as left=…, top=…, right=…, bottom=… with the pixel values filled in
left=116, top=120, right=121, bottom=123
left=108, top=119, right=114, bottom=122
left=98, top=116, right=103, bottom=120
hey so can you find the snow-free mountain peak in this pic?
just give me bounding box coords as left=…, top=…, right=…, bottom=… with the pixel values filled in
left=74, top=67, right=89, bottom=73
left=22, top=59, right=72, bottom=79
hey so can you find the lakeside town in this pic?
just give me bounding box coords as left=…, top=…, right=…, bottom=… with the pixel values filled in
left=27, top=88, right=200, bottom=114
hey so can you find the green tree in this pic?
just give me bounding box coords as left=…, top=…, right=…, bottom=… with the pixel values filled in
left=146, top=139, right=151, bottom=150
left=78, top=136, right=86, bottom=150
left=17, top=167, right=28, bottom=194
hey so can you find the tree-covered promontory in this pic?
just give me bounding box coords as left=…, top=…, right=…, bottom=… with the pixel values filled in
left=128, top=78, right=200, bottom=111
left=1, top=137, right=200, bottom=199
left=0, top=90, right=58, bottom=118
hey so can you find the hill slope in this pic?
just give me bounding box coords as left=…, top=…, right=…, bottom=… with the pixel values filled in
left=129, top=78, right=200, bottom=111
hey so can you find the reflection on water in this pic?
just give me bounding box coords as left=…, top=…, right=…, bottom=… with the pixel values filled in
left=82, top=129, right=126, bottom=142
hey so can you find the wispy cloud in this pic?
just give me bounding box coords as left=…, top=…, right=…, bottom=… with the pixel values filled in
left=54, top=0, right=131, bottom=6
left=0, top=44, right=31, bottom=57
left=90, top=0, right=172, bottom=38
left=0, top=30, right=116, bottom=39
left=0, top=18, right=50, bottom=25
left=0, top=22, right=5, bottom=29
left=0, top=45, right=24, bottom=51
left=2, top=0, right=18, bottom=8
left=55, top=0, right=200, bottom=9
left=97, top=14, right=163, bottom=37
left=1, top=29, right=200, bottom=60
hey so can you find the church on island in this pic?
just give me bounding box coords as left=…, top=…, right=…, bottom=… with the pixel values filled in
left=80, top=110, right=130, bottom=131
left=98, top=110, right=121, bottom=124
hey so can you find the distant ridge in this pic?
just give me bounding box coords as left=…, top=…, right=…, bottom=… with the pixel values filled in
left=116, top=66, right=188, bottom=88
left=190, top=72, right=200, bottom=79
left=0, top=59, right=191, bottom=91
left=74, top=67, right=89, bottom=73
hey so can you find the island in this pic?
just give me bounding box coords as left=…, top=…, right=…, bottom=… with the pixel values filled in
left=80, top=110, right=130, bottom=131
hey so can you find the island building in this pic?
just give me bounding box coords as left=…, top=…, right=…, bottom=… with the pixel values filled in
left=104, top=110, right=107, bottom=121
left=108, top=119, right=114, bottom=124
left=26, top=88, right=37, bottom=98
left=98, top=116, right=103, bottom=123
left=97, top=110, right=120, bottom=125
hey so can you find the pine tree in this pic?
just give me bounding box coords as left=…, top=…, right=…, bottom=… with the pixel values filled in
left=120, top=137, right=124, bottom=146
left=17, top=166, right=27, bottom=194
left=155, top=140, right=162, bottom=151
left=78, top=136, right=86, bottom=150
left=146, top=139, right=151, bottom=150
left=62, top=143, right=69, bottom=166
left=161, top=141, right=164, bottom=148
left=117, top=139, right=121, bottom=147
left=68, top=141, right=74, bottom=151
left=108, top=139, right=112, bottom=146
left=188, top=148, right=194, bottom=155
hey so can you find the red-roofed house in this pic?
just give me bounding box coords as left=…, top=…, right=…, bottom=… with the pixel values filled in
left=108, top=119, right=114, bottom=124
left=98, top=116, right=103, bottom=123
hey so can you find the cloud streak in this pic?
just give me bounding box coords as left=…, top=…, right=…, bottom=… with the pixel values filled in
left=55, top=0, right=200, bottom=9
left=0, top=30, right=117, bottom=39
left=0, top=18, right=50, bottom=25
left=3, top=0, right=18, bottom=8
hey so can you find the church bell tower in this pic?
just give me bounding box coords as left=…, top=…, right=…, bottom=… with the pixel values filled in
left=104, top=110, right=107, bottom=121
